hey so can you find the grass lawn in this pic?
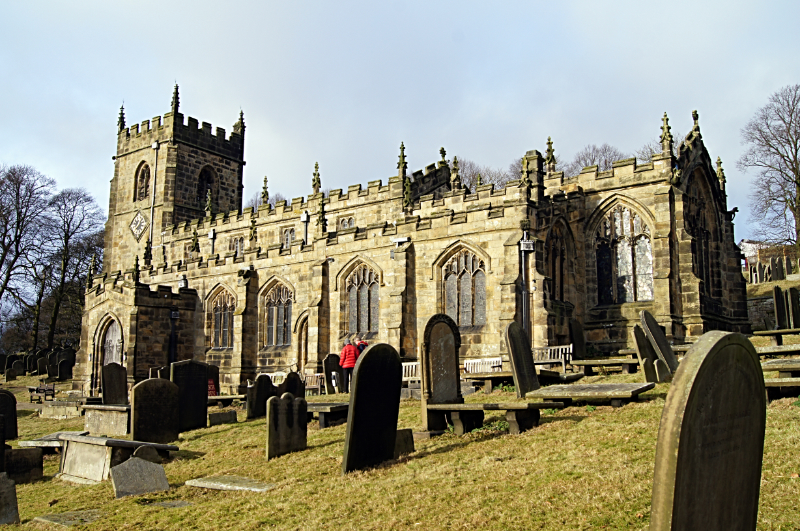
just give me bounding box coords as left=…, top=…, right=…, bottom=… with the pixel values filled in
left=3, top=371, right=800, bottom=530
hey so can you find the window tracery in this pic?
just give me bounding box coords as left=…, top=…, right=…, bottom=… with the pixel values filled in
left=263, top=284, right=292, bottom=347
left=595, top=206, right=653, bottom=305
left=210, top=290, right=235, bottom=349
left=442, top=249, right=487, bottom=326
left=135, top=163, right=150, bottom=202
left=346, top=264, right=379, bottom=334
left=282, top=229, right=295, bottom=249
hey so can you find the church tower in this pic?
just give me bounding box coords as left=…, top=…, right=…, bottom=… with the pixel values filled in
left=104, top=85, right=245, bottom=273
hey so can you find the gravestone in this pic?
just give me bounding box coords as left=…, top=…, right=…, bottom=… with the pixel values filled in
left=0, top=416, right=5, bottom=472
left=650, top=331, right=766, bottom=531
left=4, top=448, right=43, bottom=484
left=4, top=355, right=17, bottom=373
left=641, top=311, right=678, bottom=372
left=185, top=475, right=275, bottom=492
left=149, top=366, right=167, bottom=379
left=170, top=359, right=209, bottom=432
left=420, top=314, right=463, bottom=431
left=4, top=368, right=15, bottom=382
left=36, top=357, right=48, bottom=376
left=11, top=360, right=24, bottom=376
left=393, top=428, right=415, bottom=459
left=277, top=372, right=305, bottom=398
left=246, top=374, right=278, bottom=419
left=132, top=445, right=161, bottom=464
left=568, top=319, right=587, bottom=359
left=773, top=256, right=785, bottom=280
left=323, top=354, right=344, bottom=394
left=102, top=362, right=128, bottom=405
left=0, top=391, right=18, bottom=440
left=208, top=410, right=237, bottom=426
left=266, top=393, right=307, bottom=459
left=207, top=364, right=220, bottom=396
left=342, top=343, right=402, bottom=474
left=0, top=354, right=5, bottom=375
left=789, top=288, right=800, bottom=329
left=773, top=286, right=788, bottom=330
left=504, top=321, right=540, bottom=397
left=654, top=359, right=671, bottom=383
left=632, top=325, right=660, bottom=383
left=131, top=378, right=180, bottom=444
left=110, top=457, right=170, bottom=498
left=57, top=359, right=73, bottom=380
left=0, top=473, right=19, bottom=525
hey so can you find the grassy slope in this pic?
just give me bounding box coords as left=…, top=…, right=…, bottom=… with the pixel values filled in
left=2, top=372, right=799, bottom=531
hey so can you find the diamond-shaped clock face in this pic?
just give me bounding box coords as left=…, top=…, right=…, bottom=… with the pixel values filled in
left=129, top=211, right=149, bottom=241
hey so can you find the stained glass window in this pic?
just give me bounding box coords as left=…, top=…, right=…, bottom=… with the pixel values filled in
left=595, top=205, right=653, bottom=305
left=263, top=284, right=293, bottom=347
left=345, top=264, right=380, bottom=334
left=442, top=249, right=487, bottom=326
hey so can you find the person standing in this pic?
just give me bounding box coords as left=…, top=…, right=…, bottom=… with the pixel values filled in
left=356, top=337, right=368, bottom=355
left=339, top=339, right=359, bottom=393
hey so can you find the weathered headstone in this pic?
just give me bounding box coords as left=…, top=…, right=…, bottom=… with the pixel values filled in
left=654, top=359, right=671, bottom=383
left=277, top=371, right=305, bottom=398
left=246, top=374, right=278, bottom=419
left=170, top=359, right=209, bottom=432
left=4, top=368, right=15, bottom=382
left=633, top=325, right=660, bottom=383
left=110, top=457, right=170, bottom=498
left=208, top=410, right=237, bottom=426
left=4, top=448, right=43, bottom=484
left=57, top=359, right=73, bottom=381
left=569, top=319, right=587, bottom=359
left=0, top=473, right=19, bottom=525
left=0, top=354, right=5, bottom=375
left=420, top=314, right=463, bottom=431
left=773, top=286, right=788, bottom=330
left=11, top=360, right=24, bottom=376
left=789, top=288, right=800, bottom=329
left=102, top=362, right=128, bottom=405
left=36, top=357, right=48, bottom=376
left=504, top=321, right=541, bottom=397
left=132, top=445, right=161, bottom=464
left=266, top=393, right=307, bottom=460
left=149, top=366, right=167, bottom=379
left=207, top=364, right=220, bottom=396
left=0, top=391, right=18, bottom=440
left=323, top=354, right=344, bottom=394
left=650, top=331, right=766, bottom=530
left=342, top=343, right=402, bottom=474
left=131, top=378, right=180, bottom=444
left=393, top=428, right=415, bottom=459
left=641, top=311, right=678, bottom=373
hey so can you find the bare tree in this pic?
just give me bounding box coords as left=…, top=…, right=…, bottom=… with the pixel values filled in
left=635, top=132, right=683, bottom=163
left=44, top=188, right=105, bottom=348
left=245, top=190, right=288, bottom=209
left=738, top=84, right=800, bottom=247
left=456, top=157, right=518, bottom=191
left=0, top=165, right=55, bottom=309
left=562, top=144, right=630, bottom=177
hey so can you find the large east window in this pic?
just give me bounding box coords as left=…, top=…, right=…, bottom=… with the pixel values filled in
left=595, top=206, right=653, bottom=305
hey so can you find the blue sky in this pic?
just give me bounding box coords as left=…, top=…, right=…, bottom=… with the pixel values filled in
left=2, top=1, right=799, bottom=240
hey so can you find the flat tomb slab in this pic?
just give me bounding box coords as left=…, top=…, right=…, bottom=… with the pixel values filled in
left=19, top=431, right=88, bottom=448
left=572, top=359, right=638, bottom=366
left=761, top=360, right=800, bottom=371
left=426, top=402, right=564, bottom=411
left=33, top=510, right=102, bottom=527
left=306, top=403, right=348, bottom=413
left=526, top=383, right=655, bottom=400
left=57, top=434, right=179, bottom=451
left=463, top=371, right=514, bottom=379
left=185, top=475, right=275, bottom=492
left=755, top=345, right=800, bottom=356
left=763, top=378, right=800, bottom=387
left=537, top=370, right=585, bottom=383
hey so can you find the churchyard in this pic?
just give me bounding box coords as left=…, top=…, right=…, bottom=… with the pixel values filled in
left=0, top=363, right=798, bottom=529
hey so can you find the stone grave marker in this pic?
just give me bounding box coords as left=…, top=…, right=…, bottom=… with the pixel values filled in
left=57, top=359, right=73, bottom=380
left=420, top=314, right=462, bottom=431
left=342, top=343, right=402, bottom=474
left=0, top=473, right=19, bottom=525
left=207, top=364, right=220, bottom=396
left=132, top=445, right=161, bottom=464
left=170, top=359, right=209, bottom=432
left=266, top=393, right=307, bottom=459
left=632, top=325, right=660, bottom=383
left=654, top=359, right=671, bottom=383
left=277, top=371, right=305, bottom=397
left=323, top=353, right=344, bottom=394
left=36, top=357, right=48, bottom=376
left=110, top=457, right=170, bottom=498
left=641, top=310, right=678, bottom=372
left=394, top=428, right=415, bottom=459
left=0, top=416, right=5, bottom=473
left=4, top=355, right=17, bottom=373
left=246, top=374, right=278, bottom=419
left=789, top=288, right=800, bottom=329
left=186, top=475, right=275, bottom=492
left=5, top=447, right=43, bottom=484
left=0, top=390, right=18, bottom=440
left=102, top=362, right=128, bottom=405
left=0, top=354, right=5, bottom=375
left=773, top=286, right=788, bottom=330
left=505, top=321, right=541, bottom=398
left=131, top=378, right=180, bottom=444
left=4, top=368, right=15, bottom=382
left=11, top=360, right=24, bottom=376
left=34, top=510, right=102, bottom=527
left=650, top=331, right=766, bottom=530
left=208, top=410, right=237, bottom=426
left=569, top=318, right=587, bottom=359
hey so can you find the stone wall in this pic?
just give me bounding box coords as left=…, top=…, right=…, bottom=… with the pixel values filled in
left=747, top=296, right=774, bottom=332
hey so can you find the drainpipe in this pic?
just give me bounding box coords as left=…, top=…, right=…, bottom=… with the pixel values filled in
left=148, top=141, right=159, bottom=243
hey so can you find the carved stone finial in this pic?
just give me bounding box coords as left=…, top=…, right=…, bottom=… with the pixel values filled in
left=161, top=242, right=167, bottom=264
left=190, top=229, right=200, bottom=252
left=520, top=219, right=531, bottom=231
left=660, top=112, right=674, bottom=156
left=520, top=157, right=531, bottom=186
left=133, top=255, right=140, bottom=284
left=312, top=162, right=321, bottom=195
left=171, top=84, right=179, bottom=114
left=451, top=156, right=462, bottom=190
left=316, top=200, right=327, bottom=234
left=398, top=142, right=407, bottom=179
left=118, top=104, right=126, bottom=132
left=692, top=109, right=700, bottom=133
left=403, top=173, right=412, bottom=211
left=205, top=189, right=213, bottom=214
left=545, top=137, right=556, bottom=171
left=477, top=173, right=483, bottom=187
left=143, top=237, right=153, bottom=263
left=249, top=218, right=257, bottom=241
left=440, top=147, right=446, bottom=163
left=261, top=176, right=269, bottom=205
left=716, top=156, right=726, bottom=191
left=233, top=110, right=245, bottom=135
left=86, top=254, right=96, bottom=289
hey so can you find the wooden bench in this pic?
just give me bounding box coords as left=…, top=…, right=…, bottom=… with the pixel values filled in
left=28, top=381, right=55, bottom=403
left=532, top=344, right=572, bottom=372
left=764, top=377, right=800, bottom=400
left=762, top=359, right=800, bottom=378
left=303, top=373, right=325, bottom=396
left=426, top=401, right=564, bottom=435
left=306, top=403, right=349, bottom=428
left=402, top=362, right=420, bottom=387
left=755, top=344, right=800, bottom=357
left=571, top=358, right=640, bottom=376
left=526, top=382, right=655, bottom=407
left=753, top=329, right=800, bottom=346
left=463, top=357, right=503, bottom=374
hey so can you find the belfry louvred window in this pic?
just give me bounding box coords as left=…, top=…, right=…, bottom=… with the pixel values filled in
left=264, top=284, right=293, bottom=347
left=595, top=206, right=653, bottom=305
left=211, top=291, right=235, bottom=349
left=443, top=250, right=486, bottom=326
left=135, top=163, right=150, bottom=201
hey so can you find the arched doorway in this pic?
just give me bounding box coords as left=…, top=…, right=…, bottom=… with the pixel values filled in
left=298, top=318, right=309, bottom=372
left=92, top=319, right=123, bottom=395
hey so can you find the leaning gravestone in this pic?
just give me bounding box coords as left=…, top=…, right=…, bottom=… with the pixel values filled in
left=207, top=364, right=220, bottom=396
left=504, top=321, right=540, bottom=398
left=0, top=473, right=19, bottom=525
left=641, top=310, right=679, bottom=373
left=0, top=391, right=18, bottom=440
left=420, top=314, right=463, bottom=431
left=569, top=319, right=587, bottom=359
left=101, top=362, right=128, bottom=405
left=110, top=457, right=170, bottom=498
left=246, top=375, right=278, bottom=419
left=266, top=393, right=307, bottom=459
left=650, top=331, right=766, bottom=531
left=170, top=359, right=209, bottom=432
left=632, top=325, right=659, bottom=383
left=342, top=343, right=402, bottom=474
left=131, top=378, right=180, bottom=444
left=323, top=354, right=344, bottom=394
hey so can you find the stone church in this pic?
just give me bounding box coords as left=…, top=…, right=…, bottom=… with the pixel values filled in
left=74, top=87, right=750, bottom=394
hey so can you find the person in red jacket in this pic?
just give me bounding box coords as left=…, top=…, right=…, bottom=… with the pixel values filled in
left=339, top=339, right=359, bottom=393
left=355, top=337, right=368, bottom=355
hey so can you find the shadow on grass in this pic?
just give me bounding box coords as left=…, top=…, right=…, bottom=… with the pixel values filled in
left=17, top=409, right=37, bottom=417
left=171, top=450, right=205, bottom=461
left=539, top=415, right=586, bottom=426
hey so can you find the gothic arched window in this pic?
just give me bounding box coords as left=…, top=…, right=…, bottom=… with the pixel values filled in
left=134, top=163, right=150, bottom=202
left=197, top=166, right=216, bottom=207
left=443, top=250, right=487, bottom=326
left=547, top=224, right=568, bottom=302
left=595, top=206, right=653, bottom=305
left=229, top=237, right=244, bottom=255
left=346, top=264, right=379, bottom=334
left=282, top=229, right=295, bottom=249
left=339, top=217, right=355, bottom=230
left=211, top=290, right=235, bottom=349
left=264, top=284, right=292, bottom=347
